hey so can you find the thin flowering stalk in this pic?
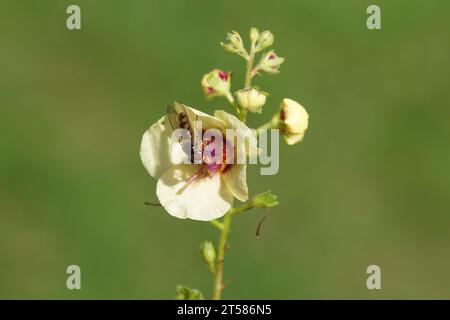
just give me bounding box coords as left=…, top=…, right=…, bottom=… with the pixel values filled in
left=211, top=36, right=259, bottom=299
left=239, top=41, right=257, bottom=123
left=245, top=40, right=256, bottom=88
left=212, top=211, right=232, bottom=300
left=211, top=209, right=239, bottom=299
left=211, top=191, right=279, bottom=299
left=257, top=116, right=280, bottom=132
left=209, top=219, right=224, bottom=230
left=224, top=91, right=241, bottom=118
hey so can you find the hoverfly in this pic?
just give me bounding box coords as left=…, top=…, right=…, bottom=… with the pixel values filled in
left=166, top=103, right=231, bottom=194
left=166, top=102, right=208, bottom=193
left=166, top=102, right=202, bottom=164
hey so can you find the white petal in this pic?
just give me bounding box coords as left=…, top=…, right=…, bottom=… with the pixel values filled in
left=157, top=165, right=233, bottom=221
left=214, top=109, right=248, bottom=131
left=214, top=110, right=259, bottom=158
left=140, top=115, right=187, bottom=179
left=284, top=132, right=305, bottom=145
left=281, top=98, right=309, bottom=134
left=221, top=164, right=248, bottom=202
left=177, top=102, right=227, bottom=130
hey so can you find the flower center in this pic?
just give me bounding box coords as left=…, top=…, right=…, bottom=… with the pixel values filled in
left=199, top=132, right=233, bottom=175
left=178, top=130, right=234, bottom=195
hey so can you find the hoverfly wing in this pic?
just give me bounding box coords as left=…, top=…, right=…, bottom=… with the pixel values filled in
left=166, top=105, right=180, bottom=131
left=166, top=103, right=197, bottom=163
left=175, top=103, right=202, bottom=163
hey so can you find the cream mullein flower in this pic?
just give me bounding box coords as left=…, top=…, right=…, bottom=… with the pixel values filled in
left=140, top=102, right=256, bottom=221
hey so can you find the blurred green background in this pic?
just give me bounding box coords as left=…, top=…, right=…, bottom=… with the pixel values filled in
left=1, top=0, right=450, bottom=299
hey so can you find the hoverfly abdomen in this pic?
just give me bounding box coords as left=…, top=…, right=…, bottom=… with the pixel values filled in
left=178, top=113, right=191, bottom=130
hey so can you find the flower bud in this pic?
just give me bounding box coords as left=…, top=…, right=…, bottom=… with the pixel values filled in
left=250, top=191, right=279, bottom=209
left=279, top=98, right=309, bottom=145
left=200, top=241, right=216, bottom=272
left=176, top=286, right=204, bottom=300
left=255, top=30, right=274, bottom=52
left=257, top=50, right=285, bottom=74
left=235, top=87, right=268, bottom=113
left=201, top=69, right=232, bottom=99
left=250, top=27, right=260, bottom=43
left=221, top=31, right=248, bottom=59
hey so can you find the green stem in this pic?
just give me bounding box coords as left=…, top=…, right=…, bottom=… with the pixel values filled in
left=211, top=37, right=258, bottom=300
left=239, top=107, right=248, bottom=123
left=212, top=211, right=233, bottom=300
left=257, top=115, right=280, bottom=133
left=239, top=42, right=257, bottom=123
left=225, top=91, right=240, bottom=117
left=211, top=202, right=257, bottom=299
left=229, top=203, right=253, bottom=215
left=209, top=219, right=224, bottom=230
left=244, top=42, right=256, bottom=88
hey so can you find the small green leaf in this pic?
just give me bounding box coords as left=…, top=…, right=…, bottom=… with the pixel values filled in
left=175, top=285, right=204, bottom=300
left=250, top=191, right=279, bottom=209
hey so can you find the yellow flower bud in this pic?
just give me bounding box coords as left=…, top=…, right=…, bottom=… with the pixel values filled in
left=235, top=87, right=267, bottom=113
left=279, top=98, right=309, bottom=145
